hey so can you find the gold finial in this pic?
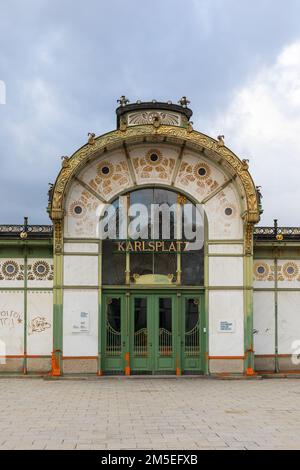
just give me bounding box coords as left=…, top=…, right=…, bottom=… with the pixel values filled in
left=187, top=121, right=193, bottom=133
left=152, top=114, right=161, bottom=128
left=178, top=96, right=190, bottom=108
left=87, top=133, right=96, bottom=145
left=242, top=159, right=249, bottom=170
left=217, top=135, right=225, bottom=146
left=117, top=95, right=129, bottom=107
left=60, top=156, right=70, bottom=168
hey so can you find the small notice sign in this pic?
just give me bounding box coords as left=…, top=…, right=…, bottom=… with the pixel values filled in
left=218, top=320, right=235, bottom=333
left=72, top=311, right=90, bottom=333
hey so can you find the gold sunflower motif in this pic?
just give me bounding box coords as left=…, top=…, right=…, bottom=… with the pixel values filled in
left=97, top=161, right=114, bottom=178
left=193, top=162, right=211, bottom=180
left=69, top=201, right=87, bottom=218
left=145, top=149, right=163, bottom=166
left=33, top=261, right=50, bottom=279
left=2, top=260, right=19, bottom=279
left=282, top=262, right=299, bottom=281
left=253, top=262, right=270, bottom=281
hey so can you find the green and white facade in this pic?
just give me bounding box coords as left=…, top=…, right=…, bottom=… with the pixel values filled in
left=0, top=100, right=299, bottom=376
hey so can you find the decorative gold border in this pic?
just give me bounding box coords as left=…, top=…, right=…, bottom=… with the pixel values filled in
left=49, top=125, right=260, bottom=235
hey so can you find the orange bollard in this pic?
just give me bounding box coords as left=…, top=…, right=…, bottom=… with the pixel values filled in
left=51, top=350, right=61, bottom=377
left=125, top=352, right=130, bottom=376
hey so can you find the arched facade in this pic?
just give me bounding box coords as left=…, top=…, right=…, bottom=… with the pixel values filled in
left=48, top=102, right=260, bottom=376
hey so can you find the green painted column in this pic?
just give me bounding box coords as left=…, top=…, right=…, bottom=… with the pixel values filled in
left=244, top=223, right=255, bottom=375
left=52, top=220, right=63, bottom=376
left=98, top=240, right=103, bottom=375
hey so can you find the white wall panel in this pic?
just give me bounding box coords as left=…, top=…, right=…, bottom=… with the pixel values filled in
left=0, top=291, right=24, bottom=355
left=209, top=244, right=243, bottom=255
left=209, top=257, right=243, bottom=286
left=253, top=291, right=275, bottom=354
left=0, top=259, right=24, bottom=288
left=27, top=291, right=53, bottom=355
left=64, top=243, right=98, bottom=253
left=278, top=291, right=300, bottom=354
left=209, top=290, right=244, bottom=356
left=64, top=256, right=98, bottom=286
left=63, top=289, right=98, bottom=356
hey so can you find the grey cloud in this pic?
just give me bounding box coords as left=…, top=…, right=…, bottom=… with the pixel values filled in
left=0, top=0, right=300, bottom=223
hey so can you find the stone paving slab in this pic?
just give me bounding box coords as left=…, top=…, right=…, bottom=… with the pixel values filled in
left=0, top=378, right=300, bottom=450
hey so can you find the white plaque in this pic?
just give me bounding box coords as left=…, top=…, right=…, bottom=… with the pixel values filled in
left=218, top=320, right=235, bottom=333
left=72, top=311, right=90, bottom=333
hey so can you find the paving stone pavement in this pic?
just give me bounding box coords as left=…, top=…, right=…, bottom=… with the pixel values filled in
left=0, top=377, right=300, bottom=450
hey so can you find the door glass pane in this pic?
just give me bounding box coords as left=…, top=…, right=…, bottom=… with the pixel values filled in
left=102, top=240, right=126, bottom=285
left=181, top=249, right=204, bottom=286
left=185, top=298, right=200, bottom=355
left=134, top=298, right=147, bottom=356
left=159, top=298, right=172, bottom=356
left=106, top=298, right=121, bottom=356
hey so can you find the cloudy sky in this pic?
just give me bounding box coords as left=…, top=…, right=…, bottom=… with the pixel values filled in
left=0, top=0, right=300, bottom=225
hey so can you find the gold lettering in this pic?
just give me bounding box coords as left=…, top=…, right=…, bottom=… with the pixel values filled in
left=169, top=242, right=176, bottom=252
left=148, top=241, right=155, bottom=251
left=117, top=242, right=125, bottom=252
left=134, top=241, right=142, bottom=251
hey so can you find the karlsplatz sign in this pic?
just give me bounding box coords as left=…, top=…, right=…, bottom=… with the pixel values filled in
left=97, top=196, right=205, bottom=251
left=115, top=240, right=192, bottom=253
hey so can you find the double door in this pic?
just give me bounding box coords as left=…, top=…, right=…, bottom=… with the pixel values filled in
left=101, top=292, right=204, bottom=375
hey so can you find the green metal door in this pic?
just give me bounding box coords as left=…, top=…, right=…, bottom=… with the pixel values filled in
left=130, top=295, right=151, bottom=373
left=181, top=295, right=203, bottom=373
left=130, top=294, right=177, bottom=374
left=102, top=291, right=205, bottom=375
left=153, top=295, right=177, bottom=373
left=102, top=294, right=126, bottom=373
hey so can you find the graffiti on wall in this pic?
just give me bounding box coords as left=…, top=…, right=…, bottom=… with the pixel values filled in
left=0, top=310, right=23, bottom=328
left=28, top=316, right=51, bottom=335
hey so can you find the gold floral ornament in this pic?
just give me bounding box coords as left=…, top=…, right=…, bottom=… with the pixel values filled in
left=193, top=162, right=211, bottom=180
left=69, top=201, right=87, bottom=218
left=1, top=260, right=19, bottom=279
left=282, top=262, right=299, bottom=281
left=97, top=161, right=114, bottom=178
left=253, top=262, right=270, bottom=281
left=32, top=261, right=50, bottom=279
left=145, top=149, right=163, bottom=166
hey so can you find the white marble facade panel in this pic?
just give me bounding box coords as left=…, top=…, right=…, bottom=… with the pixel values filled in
left=63, top=289, right=98, bottom=356
left=209, top=257, right=244, bottom=286
left=208, top=290, right=244, bottom=356
left=205, top=183, right=243, bottom=240
left=0, top=291, right=24, bottom=355
left=129, top=144, right=177, bottom=185
left=278, top=291, right=300, bottom=355
left=64, top=180, right=103, bottom=238
left=277, top=260, right=300, bottom=287
left=208, top=244, right=244, bottom=255
left=78, top=149, right=133, bottom=201
left=0, top=258, right=25, bottom=288
left=64, top=256, right=98, bottom=286
left=27, top=258, right=53, bottom=288
left=175, top=150, right=228, bottom=201
left=253, top=291, right=275, bottom=355
left=253, top=260, right=276, bottom=289
left=27, top=291, right=53, bottom=355
left=64, top=243, right=98, bottom=253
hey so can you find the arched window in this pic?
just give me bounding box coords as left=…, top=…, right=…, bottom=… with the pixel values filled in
left=101, top=188, right=204, bottom=286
